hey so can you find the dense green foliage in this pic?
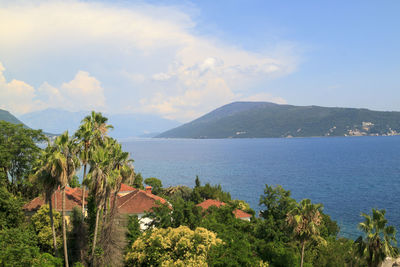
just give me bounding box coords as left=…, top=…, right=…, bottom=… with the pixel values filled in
left=125, top=226, right=224, bottom=266
left=190, top=177, right=231, bottom=203
left=355, top=209, right=398, bottom=267
left=162, top=185, right=193, bottom=201
left=31, top=205, right=62, bottom=253
left=0, top=227, right=62, bottom=267
left=144, top=177, right=163, bottom=195
left=0, top=121, right=46, bottom=197
left=157, top=101, right=400, bottom=138
left=126, top=215, right=141, bottom=248
left=0, top=185, right=25, bottom=230
left=132, top=172, right=144, bottom=189
left=69, top=175, right=81, bottom=188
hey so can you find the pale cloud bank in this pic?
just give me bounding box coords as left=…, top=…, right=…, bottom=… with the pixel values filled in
left=0, top=62, right=38, bottom=114
left=0, top=1, right=297, bottom=121
left=0, top=62, right=105, bottom=114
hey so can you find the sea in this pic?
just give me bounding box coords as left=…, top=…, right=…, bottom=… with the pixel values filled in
left=121, top=136, right=400, bottom=239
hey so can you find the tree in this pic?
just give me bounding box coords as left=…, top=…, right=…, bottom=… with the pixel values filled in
left=286, top=199, right=324, bottom=267
left=201, top=205, right=264, bottom=266
left=356, top=209, right=398, bottom=267
left=69, top=175, right=80, bottom=188
left=125, top=215, right=141, bottom=249
left=0, top=121, right=46, bottom=197
left=144, top=177, right=162, bottom=195
left=195, top=175, right=201, bottom=188
left=190, top=177, right=231, bottom=204
left=49, top=132, right=80, bottom=267
left=163, top=185, right=193, bottom=201
left=86, top=146, right=111, bottom=263
left=258, top=184, right=296, bottom=242
left=146, top=197, right=202, bottom=230
left=105, top=138, right=134, bottom=217
left=0, top=227, right=62, bottom=267
left=75, top=111, right=113, bottom=216
left=131, top=172, right=144, bottom=189
left=68, top=207, right=88, bottom=265
left=125, top=226, right=223, bottom=266
left=31, top=145, right=61, bottom=256
left=0, top=185, right=24, bottom=230
left=98, top=139, right=134, bottom=267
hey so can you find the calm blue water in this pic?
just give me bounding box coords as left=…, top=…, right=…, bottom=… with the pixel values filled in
left=121, top=136, right=400, bottom=239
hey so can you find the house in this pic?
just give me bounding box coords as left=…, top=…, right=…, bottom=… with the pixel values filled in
left=117, top=186, right=169, bottom=229
left=196, top=199, right=252, bottom=221
left=23, top=186, right=87, bottom=223
left=23, top=184, right=168, bottom=228
left=118, top=183, right=136, bottom=196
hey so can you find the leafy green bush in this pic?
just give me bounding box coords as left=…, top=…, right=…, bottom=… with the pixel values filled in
left=31, top=204, right=62, bottom=253
left=0, top=227, right=62, bottom=267
left=125, top=226, right=222, bottom=266
left=0, top=186, right=25, bottom=230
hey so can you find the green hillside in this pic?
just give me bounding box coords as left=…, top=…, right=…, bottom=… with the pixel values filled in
left=0, top=109, right=26, bottom=125
left=157, top=102, right=400, bottom=138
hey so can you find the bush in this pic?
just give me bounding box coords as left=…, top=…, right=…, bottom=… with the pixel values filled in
left=0, top=227, right=62, bottom=266
left=125, top=226, right=222, bottom=266
left=0, top=186, right=25, bottom=230
left=30, top=204, right=62, bottom=253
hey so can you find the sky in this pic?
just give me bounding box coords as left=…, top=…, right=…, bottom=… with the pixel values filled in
left=0, top=0, right=399, bottom=122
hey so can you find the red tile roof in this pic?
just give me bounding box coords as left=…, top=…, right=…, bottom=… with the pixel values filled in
left=196, top=199, right=252, bottom=219
left=23, top=186, right=88, bottom=212
left=117, top=188, right=168, bottom=214
left=197, top=199, right=226, bottom=209
left=24, top=184, right=168, bottom=215
left=233, top=209, right=252, bottom=219
left=119, top=183, right=135, bottom=192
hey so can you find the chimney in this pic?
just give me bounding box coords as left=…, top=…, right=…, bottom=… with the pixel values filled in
left=145, top=186, right=152, bottom=194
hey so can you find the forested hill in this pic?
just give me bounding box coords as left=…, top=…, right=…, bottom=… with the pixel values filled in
left=0, top=109, right=26, bottom=125
left=156, top=102, right=400, bottom=139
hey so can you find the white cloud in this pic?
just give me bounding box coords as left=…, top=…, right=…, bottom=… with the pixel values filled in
left=140, top=76, right=237, bottom=121
left=0, top=62, right=105, bottom=114
left=0, top=62, right=41, bottom=114
left=0, top=1, right=298, bottom=120
left=152, top=73, right=172, bottom=81
left=59, top=71, right=105, bottom=111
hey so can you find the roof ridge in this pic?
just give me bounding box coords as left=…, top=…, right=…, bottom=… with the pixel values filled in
left=118, top=190, right=140, bottom=209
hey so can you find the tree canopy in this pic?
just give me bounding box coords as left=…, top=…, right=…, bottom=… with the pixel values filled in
left=0, top=121, right=46, bottom=197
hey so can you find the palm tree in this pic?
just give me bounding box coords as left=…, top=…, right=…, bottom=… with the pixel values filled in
left=108, top=140, right=134, bottom=214
left=75, top=111, right=113, bottom=216
left=286, top=199, right=324, bottom=267
left=87, top=145, right=111, bottom=263
left=75, top=122, right=91, bottom=215
left=86, top=137, right=134, bottom=264
left=52, top=131, right=80, bottom=267
left=356, top=209, right=398, bottom=267
left=31, top=144, right=60, bottom=257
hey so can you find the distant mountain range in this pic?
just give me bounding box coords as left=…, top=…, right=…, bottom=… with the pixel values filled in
left=19, top=108, right=181, bottom=138
left=0, top=109, right=26, bottom=125
left=157, top=102, right=400, bottom=139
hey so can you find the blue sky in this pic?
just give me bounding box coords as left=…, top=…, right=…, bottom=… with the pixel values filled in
left=0, top=0, right=399, bottom=122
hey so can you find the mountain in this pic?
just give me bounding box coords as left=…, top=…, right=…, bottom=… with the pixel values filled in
left=156, top=102, right=400, bottom=139
left=20, top=108, right=181, bottom=138
left=0, top=109, right=26, bottom=125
